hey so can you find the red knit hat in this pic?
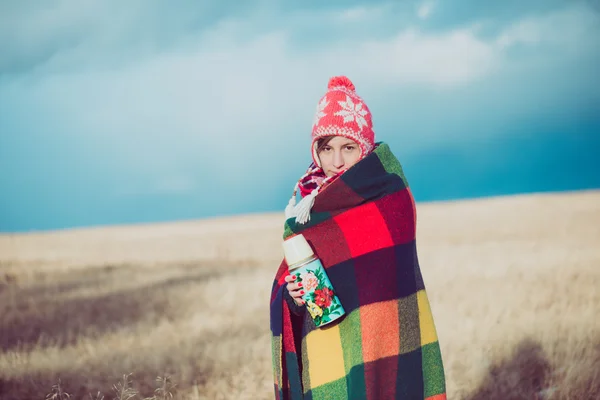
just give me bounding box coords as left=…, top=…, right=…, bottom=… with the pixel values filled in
left=310, top=76, right=375, bottom=167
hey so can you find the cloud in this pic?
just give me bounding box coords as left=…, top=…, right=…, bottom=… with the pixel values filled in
left=334, top=4, right=390, bottom=23
left=417, top=1, right=436, bottom=20
left=495, top=3, right=600, bottom=50
left=1, top=15, right=499, bottom=192
left=1, top=1, right=599, bottom=207
left=0, top=0, right=253, bottom=76
left=355, top=27, right=495, bottom=86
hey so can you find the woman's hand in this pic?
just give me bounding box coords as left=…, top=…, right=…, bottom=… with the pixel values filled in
left=285, top=274, right=305, bottom=306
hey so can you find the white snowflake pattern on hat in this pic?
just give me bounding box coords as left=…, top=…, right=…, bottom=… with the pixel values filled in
left=334, top=95, right=369, bottom=131
left=313, top=97, right=329, bottom=127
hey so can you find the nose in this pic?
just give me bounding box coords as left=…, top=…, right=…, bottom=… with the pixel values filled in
left=333, top=150, right=345, bottom=169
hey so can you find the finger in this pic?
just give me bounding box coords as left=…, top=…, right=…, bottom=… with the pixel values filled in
left=290, top=289, right=306, bottom=299
left=287, top=282, right=303, bottom=292
left=293, top=295, right=305, bottom=305
left=286, top=285, right=300, bottom=297
left=284, top=274, right=297, bottom=283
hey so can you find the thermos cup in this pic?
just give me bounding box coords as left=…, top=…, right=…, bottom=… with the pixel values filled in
left=282, top=234, right=345, bottom=327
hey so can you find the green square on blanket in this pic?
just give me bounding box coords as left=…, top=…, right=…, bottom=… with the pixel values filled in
left=284, top=211, right=332, bottom=238
left=309, top=376, right=347, bottom=399
left=422, top=342, right=446, bottom=397
left=376, top=143, right=408, bottom=188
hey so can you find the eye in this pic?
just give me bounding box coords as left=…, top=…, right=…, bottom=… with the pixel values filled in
left=344, top=145, right=356, bottom=151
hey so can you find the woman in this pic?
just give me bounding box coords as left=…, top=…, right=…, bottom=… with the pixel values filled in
left=270, top=76, right=446, bottom=400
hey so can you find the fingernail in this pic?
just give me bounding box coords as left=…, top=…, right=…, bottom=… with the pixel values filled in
left=292, top=275, right=296, bottom=280
left=298, top=282, right=303, bottom=287
left=300, top=291, right=305, bottom=295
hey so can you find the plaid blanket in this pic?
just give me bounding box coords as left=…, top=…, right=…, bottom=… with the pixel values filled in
left=270, top=143, right=446, bottom=399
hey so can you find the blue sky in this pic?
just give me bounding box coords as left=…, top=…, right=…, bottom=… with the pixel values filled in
left=1, top=0, right=599, bottom=232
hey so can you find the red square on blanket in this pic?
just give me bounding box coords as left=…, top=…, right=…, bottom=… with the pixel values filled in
left=376, top=188, right=416, bottom=245
left=303, top=219, right=352, bottom=268
left=333, top=202, right=394, bottom=258
left=312, top=179, right=365, bottom=213
left=364, top=356, right=400, bottom=400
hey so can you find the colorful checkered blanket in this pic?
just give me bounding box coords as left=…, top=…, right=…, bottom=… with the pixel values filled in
left=269, top=143, right=446, bottom=399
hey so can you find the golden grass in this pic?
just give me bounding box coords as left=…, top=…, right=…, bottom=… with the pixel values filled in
left=1, top=190, right=599, bottom=399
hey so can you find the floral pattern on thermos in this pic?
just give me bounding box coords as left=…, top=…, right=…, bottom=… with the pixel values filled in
left=293, top=259, right=345, bottom=327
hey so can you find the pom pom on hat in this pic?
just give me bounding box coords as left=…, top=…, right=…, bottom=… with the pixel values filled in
left=327, top=76, right=355, bottom=91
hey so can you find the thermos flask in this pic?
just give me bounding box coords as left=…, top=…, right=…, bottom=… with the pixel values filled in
left=282, top=234, right=345, bottom=327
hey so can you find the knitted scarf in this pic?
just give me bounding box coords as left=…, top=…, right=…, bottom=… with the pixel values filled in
left=270, top=143, right=446, bottom=400
left=296, top=164, right=341, bottom=198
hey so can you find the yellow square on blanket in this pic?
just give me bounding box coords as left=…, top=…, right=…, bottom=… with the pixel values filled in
left=417, top=290, right=438, bottom=346
left=305, top=323, right=345, bottom=388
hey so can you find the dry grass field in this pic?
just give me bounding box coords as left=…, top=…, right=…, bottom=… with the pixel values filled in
left=1, top=190, right=599, bottom=400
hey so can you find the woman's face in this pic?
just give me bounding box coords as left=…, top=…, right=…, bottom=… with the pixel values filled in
left=317, top=136, right=361, bottom=177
